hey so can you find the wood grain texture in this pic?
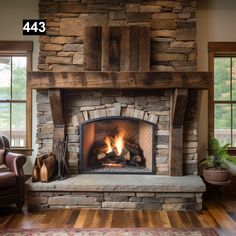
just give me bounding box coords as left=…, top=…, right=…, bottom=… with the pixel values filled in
left=84, top=26, right=102, bottom=71
left=108, top=27, right=121, bottom=71
left=48, top=89, right=64, bottom=126
left=169, top=89, right=188, bottom=176
left=172, top=89, right=188, bottom=128
left=138, top=26, right=150, bottom=71
left=129, top=26, right=139, bottom=71
left=1, top=197, right=236, bottom=235
left=120, top=27, right=130, bottom=71
left=208, top=42, right=236, bottom=53
left=28, top=71, right=211, bottom=89
left=170, top=127, right=183, bottom=176
left=48, top=89, right=65, bottom=153
left=84, top=26, right=150, bottom=71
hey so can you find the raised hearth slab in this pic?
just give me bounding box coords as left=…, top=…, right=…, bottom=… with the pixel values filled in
left=27, top=174, right=205, bottom=192
left=26, top=175, right=205, bottom=211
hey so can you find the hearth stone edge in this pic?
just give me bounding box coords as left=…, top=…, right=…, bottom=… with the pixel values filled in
left=26, top=175, right=205, bottom=211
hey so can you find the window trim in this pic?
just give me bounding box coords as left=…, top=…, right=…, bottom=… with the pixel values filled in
left=0, top=41, right=33, bottom=155
left=208, top=42, right=236, bottom=152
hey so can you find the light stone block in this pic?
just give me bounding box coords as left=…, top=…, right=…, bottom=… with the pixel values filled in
left=102, top=202, right=136, bottom=209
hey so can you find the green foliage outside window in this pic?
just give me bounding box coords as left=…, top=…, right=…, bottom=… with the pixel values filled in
left=214, top=57, right=236, bottom=146
left=0, top=56, right=26, bottom=147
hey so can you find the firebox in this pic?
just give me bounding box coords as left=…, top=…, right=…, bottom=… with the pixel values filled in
left=79, top=117, right=155, bottom=174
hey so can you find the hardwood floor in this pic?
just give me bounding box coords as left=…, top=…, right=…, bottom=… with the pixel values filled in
left=1, top=195, right=236, bottom=235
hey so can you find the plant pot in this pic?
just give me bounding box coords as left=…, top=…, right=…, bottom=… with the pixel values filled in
left=203, top=167, right=231, bottom=185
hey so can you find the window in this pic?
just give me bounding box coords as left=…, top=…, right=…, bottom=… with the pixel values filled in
left=0, top=41, right=32, bottom=154
left=209, top=42, right=236, bottom=150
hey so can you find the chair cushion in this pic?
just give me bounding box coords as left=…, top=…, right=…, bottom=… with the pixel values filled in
left=0, top=149, right=5, bottom=166
left=0, top=172, right=17, bottom=188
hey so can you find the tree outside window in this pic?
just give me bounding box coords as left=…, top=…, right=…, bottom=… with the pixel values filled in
left=0, top=56, right=27, bottom=147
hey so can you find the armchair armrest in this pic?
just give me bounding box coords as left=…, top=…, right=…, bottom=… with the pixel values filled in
left=5, top=152, right=26, bottom=176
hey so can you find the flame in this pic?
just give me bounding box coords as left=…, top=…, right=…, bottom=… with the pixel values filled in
left=114, top=131, right=125, bottom=156
left=104, top=130, right=125, bottom=156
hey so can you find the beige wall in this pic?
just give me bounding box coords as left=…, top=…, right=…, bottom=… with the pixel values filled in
left=0, top=0, right=39, bottom=174
left=197, top=0, right=236, bottom=161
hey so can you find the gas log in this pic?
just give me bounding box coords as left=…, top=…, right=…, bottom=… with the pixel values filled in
left=91, top=138, right=146, bottom=169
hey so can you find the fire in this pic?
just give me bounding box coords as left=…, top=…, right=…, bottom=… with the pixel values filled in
left=104, top=130, right=125, bottom=156
left=104, top=136, right=113, bottom=153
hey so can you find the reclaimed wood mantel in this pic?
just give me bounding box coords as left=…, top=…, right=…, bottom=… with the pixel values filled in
left=27, top=71, right=210, bottom=90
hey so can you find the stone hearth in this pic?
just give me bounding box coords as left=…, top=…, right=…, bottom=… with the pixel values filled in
left=26, top=175, right=205, bottom=211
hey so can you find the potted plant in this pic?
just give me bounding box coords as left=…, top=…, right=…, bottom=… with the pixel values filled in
left=200, top=137, right=236, bottom=185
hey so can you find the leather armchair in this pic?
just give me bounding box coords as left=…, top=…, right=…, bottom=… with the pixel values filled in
left=0, top=135, right=26, bottom=210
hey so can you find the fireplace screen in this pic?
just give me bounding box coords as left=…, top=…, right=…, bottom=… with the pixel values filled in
left=80, top=117, right=155, bottom=174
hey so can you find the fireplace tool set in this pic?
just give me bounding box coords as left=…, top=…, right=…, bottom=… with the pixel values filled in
left=32, top=137, right=69, bottom=182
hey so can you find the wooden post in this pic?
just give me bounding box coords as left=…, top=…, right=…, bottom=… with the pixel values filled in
left=48, top=89, right=65, bottom=153
left=169, top=89, right=188, bottom=176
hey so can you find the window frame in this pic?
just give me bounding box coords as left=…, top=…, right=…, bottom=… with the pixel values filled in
left=0, top=41, right=33, bottom=155
left=208, top=42, right=236, bottom=153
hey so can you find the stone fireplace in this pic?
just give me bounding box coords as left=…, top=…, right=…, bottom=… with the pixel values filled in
left=26, top=0, right=211, bottom=211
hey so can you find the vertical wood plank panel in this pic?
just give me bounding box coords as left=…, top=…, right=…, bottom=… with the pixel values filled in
left=138, top=27, right=150, bottom=71
left=120, top=27, right=130, bottom=71
left=108, top=27, right=121, bottom=71
left=129, top=26, right=139, bottom=71
left=84, top=26, right=102, bottom=71
left=102, top=27, right=109, bottom=71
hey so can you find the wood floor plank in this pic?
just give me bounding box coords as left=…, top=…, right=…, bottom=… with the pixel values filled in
left=74, top=209, right=89, bottom=228
left=207, top=201, right=236, bottom=231
left=90, top=210, right=111, bottom=228
left=111, top=210, right=124, bottom=228
left=167, top=211, right=185, bottom=228
left=149, top=211, right=164, bottom=227
left=159, top=210, right=171, bottom=228
left=123, top=210, right=135, bottom=228
left=102, top=210, right=113, bottom=228
left=66, top=209, right=80, bottom=226
left=138, top=210, right=154, bottom=227
left=133, top=210, right=143, bottom=227
left=187, top=211, right=203, bottom=228
left=81, top=209, right=96, bottom=228
left=55, top=209, right=71, bottom=228
left=218, top=199, right=236, bottom=213
left=137, top=211, right=145, bottom=227
left=178, top=211, right=193, bottom=228
left=196, top=210, right=219, bottom=228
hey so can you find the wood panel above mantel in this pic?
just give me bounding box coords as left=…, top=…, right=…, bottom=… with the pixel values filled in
left=28, top=71, right=211, bottom=90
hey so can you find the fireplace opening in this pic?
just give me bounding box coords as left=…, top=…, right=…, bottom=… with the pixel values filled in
left=80, top=117, right=155, bottom=174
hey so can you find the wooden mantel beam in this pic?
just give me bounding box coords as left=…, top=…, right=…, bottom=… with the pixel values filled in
left=28, top=71, right=211, bottom=90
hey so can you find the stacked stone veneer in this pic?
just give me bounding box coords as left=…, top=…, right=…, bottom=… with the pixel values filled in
left=26, top=175, right=204, bottom=211
left=36, top=89, right=198, bottom=175
left=36, top=0, right=199, bottom=175
left=28, top=189, right=203, bottom=211
left=38, top=0, right=197, bottom=72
